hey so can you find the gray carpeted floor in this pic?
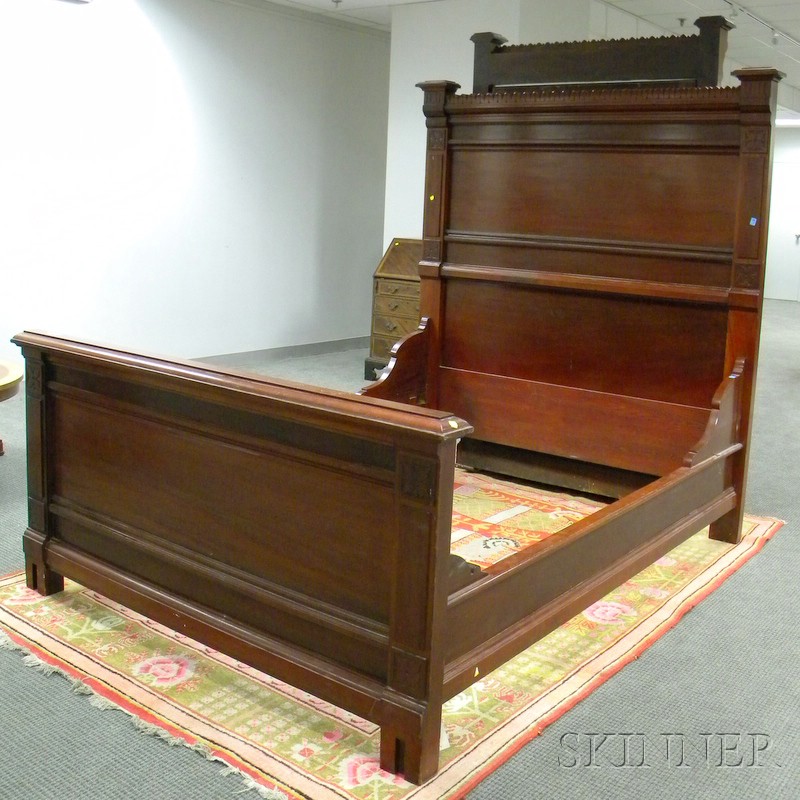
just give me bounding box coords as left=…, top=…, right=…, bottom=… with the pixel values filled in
left=0, top=300, right=796, bottom=798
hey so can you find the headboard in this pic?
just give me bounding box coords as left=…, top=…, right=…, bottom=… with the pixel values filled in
left=471, top=16, right=734, bottom=92
left=410, top=68, right=780, bottom=492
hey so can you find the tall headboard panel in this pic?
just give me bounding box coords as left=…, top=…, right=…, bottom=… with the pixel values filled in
left=416, top=70, right=780, bottom=480
left=470, top=16, right=734, bottom=92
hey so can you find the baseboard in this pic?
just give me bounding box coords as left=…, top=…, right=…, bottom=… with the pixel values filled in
left=197, top=337, right=370, bottom=368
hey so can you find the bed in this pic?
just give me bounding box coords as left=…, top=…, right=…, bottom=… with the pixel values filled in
left=13, top=30, right=780, bottom=783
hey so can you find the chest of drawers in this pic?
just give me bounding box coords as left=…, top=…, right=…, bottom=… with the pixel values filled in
left=364, top=238, right=422, bottom=380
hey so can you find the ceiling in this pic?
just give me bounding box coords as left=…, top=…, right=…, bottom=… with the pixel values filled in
left=267, top=0, right=800, bottom=118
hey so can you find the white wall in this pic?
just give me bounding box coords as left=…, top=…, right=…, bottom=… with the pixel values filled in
left=765, top=127, right=800, bottom=300
left=0, top=0, right=390, bottom=363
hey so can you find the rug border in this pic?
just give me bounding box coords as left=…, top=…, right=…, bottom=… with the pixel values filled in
left=0, top=591, right=309, bottom=800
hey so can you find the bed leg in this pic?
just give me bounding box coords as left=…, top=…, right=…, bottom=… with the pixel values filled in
left=25, top=558, right=64, bottom=596
left=23, top=530, right=64, bottom=596
left=708, top=505, right=744, bottom=544
left=379, top=713, right=441, bottom=785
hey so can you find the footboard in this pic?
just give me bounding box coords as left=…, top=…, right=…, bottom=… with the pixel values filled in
left=13, top=331, right=472, bottom=783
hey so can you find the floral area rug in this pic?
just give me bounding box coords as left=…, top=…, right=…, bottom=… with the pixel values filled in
left=0, top=500, right=782, bottom=800
left=449, top=469, right=606, bottom=568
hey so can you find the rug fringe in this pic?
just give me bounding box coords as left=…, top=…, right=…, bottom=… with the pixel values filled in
left=0, top=628, right=290, bottom=799
left=221, top=768, right=293, bottom=799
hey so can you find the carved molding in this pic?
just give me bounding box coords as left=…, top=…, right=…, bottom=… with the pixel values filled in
left=399, top=455, right=437, bottom=502
left=26, top=361, right=43, bottom=397
left=449, top=85, right=741, bottom=110
left=734, top=261, right=760, bottom=289
left=427, top=129, right=446, bottom=151
left=422, top=239, right=441, bottom=262
left=741, top=127, right=769, bottom=154
left=390, top=647, right=428, bottom=698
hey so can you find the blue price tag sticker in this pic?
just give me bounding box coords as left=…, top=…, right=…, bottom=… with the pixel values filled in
left=749, top=217, right=758, bottom=226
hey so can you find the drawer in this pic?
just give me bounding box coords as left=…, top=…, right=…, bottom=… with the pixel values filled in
left=372, top=315, right=420, bottom=338
left=373, top=294, right=420, bottom=318
left=376, top=279, right=419, bottom=298
left=370, top=334, right=398, bottom=361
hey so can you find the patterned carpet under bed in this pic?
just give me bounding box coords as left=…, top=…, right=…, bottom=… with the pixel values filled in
left=449, top=469, right=606, bottom=570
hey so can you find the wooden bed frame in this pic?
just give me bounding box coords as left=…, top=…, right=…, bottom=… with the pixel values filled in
left=14, top=43, right=780, bottom=784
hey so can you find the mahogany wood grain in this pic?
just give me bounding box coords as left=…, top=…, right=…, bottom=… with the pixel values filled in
left=447, top=149, right=739, bottom=248
left=440, top=279, right=728, bottom=408
left=438, top=367, right=710, bottom=476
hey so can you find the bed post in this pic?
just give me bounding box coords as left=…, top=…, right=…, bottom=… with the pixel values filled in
left=379, top=438, right=460, bottom=783
left=18, top=348, right=64, bottom=596
left=416, top=81, right=459, bottom=410
left=470, top=32, right=508, bottom=93
left=711, top=68, right=782, bottom=544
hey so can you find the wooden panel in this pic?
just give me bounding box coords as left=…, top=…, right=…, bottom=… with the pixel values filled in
left=448, top=149, right=738, bottom=248
left=441, top=279, right=727, bottom=408
left=439, top=367, right=709, bottom=475
left=444, top=236, right=733, bottom=290
left=448, top=120, right=741, bottom=151
left=50, top=393, right=396, bottom=621
left=49, top=508, right=391, bottom=679
left=470, top=17, right=733, bottom=92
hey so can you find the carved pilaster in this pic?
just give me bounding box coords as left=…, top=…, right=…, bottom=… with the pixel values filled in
left=416, top=80, right=460, bottom=122
left=416, top=81, right=459, bottom=267
left=17, top=349, right=62, bottom=595
left=381, top=443, right=455, bottom=781
left=26, top=360, right=43, bottom=397
left=694, top=16, right=734, bottom=87
left=732, top=68, right=783, bottom=113
left=470, top=31, right=509, bottom=93
left=729, top=69, right=782, bottom=282
left=427, top=128, right=446, bottom=151
left=23, top=355, right=47, bottom=511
